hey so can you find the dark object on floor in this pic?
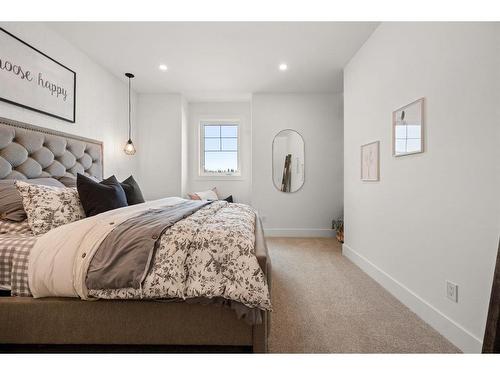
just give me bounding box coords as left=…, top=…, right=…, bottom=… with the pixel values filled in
left=223, top=195, right=233, bottom=203
left=483, top=237, right=500, bottom=353
left=0, top=290, right=10, bottom=297
left=332, top=218, right=344, bottom=243
left=0, top=344, right=252, bottom=353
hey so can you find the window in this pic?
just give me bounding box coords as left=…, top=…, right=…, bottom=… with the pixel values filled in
left=200, top=121, right=240, bottom=177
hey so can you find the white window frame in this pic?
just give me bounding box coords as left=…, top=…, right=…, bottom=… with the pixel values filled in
left=199, top=120, right=241, bottom=178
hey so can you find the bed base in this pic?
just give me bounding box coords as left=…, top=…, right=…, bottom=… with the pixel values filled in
left=0, top=219, right=270, bottom=353
left=0, top=297, right=268, bottom=353
left=0, top=344, right=253, bottom=353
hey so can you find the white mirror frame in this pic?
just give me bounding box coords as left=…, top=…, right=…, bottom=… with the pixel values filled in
left=392, top=97, right=425, bottom=157
left=272, top=129, right=305, bottom=193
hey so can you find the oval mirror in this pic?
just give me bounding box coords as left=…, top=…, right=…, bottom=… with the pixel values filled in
left=272, top=129, right=305, bottom=193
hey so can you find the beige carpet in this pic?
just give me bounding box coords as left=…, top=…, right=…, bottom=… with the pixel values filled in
left=266, top=237, right=460, bottom=353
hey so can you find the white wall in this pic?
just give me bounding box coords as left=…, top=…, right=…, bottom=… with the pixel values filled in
left=187, top=101, right=252, bottom=203
left=343, top=22, right=500, bottom=352
left=252, top=93, right=343, bottom=236
left=0, top=22, right=138, bottom=180
left=136, top=94, right=183, bottom=199
left=181, top=96, right=189, bottom=197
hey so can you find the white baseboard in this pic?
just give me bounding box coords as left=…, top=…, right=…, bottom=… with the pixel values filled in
left=342, top=243, right=482, bottom=353
left=264, top=228, right=335, bottom=238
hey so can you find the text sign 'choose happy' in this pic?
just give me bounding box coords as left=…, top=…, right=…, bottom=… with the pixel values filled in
left=0, top=28, right=76, bottom=123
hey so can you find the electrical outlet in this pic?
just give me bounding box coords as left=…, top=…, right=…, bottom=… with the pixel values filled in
left=446, top=281, right=458, bottom=303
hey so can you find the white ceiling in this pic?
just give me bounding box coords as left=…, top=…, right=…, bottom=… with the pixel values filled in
left=48, top=22, right=378, bottom=100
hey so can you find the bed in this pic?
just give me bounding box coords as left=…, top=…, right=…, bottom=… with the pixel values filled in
left=0, top=117, right=271, bottom=353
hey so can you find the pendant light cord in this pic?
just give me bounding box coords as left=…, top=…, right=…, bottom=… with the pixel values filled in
left=128, top=76, right=131, bottom=140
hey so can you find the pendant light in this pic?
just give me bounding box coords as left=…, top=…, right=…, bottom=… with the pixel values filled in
left=123, top=72, right=136, bottom=155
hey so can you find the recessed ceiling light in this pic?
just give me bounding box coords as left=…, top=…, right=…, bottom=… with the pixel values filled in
left=159, top=64, right=168, bottom=71
left=279, top=63, right=288, bottom=71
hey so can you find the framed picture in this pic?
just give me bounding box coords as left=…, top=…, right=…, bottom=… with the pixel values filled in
left=0, top=28, right=76, bottom=123
left=392, top=98, right=424, bottom=157
left=361, top=141, right=380, bottom=181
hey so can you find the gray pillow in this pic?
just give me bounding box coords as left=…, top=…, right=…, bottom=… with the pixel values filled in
left=58, top=175, right=99, bottom=187
left=0, top=178, right=65, bottom=221
left=57, top=176, right=77, bottom=188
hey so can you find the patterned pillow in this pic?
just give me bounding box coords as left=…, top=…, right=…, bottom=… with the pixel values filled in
left=0, top=178, right=65, bottom=221
left=15, top=181, right=86, bottom=235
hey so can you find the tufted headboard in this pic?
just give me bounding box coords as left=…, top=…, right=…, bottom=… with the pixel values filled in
left=0, top=117, right=103, bottom=181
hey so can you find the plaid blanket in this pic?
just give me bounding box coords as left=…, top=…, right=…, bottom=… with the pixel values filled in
left=0, top=233, right=36, bottom=296
left=0, top=220, right=32, bottom=235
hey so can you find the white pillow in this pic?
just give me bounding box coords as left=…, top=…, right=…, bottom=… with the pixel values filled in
left=188, top=187, right=219, bottom=201
left=15, top=181, right=86, bottom=235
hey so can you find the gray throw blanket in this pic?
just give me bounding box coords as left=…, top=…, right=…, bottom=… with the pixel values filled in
left=86, top=200, right=211, bottom=290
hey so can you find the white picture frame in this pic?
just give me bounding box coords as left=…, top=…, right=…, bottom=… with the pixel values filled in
left=392, top=98, right=424, bottom=157
left=0, top=28, right=76, bottom=123
left=361, top=141, right=380, bottom=181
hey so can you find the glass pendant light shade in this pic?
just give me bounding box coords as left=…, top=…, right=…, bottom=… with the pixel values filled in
left=124, top=139, right=136, bottom=155
left=124, top=72, right=136, bottom=155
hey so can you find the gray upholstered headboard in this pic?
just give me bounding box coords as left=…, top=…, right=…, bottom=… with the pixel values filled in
left=0, top=117, right=103, bottom=181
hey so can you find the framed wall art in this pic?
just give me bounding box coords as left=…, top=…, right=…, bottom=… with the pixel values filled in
left=392, top=98, right=424, bottom=157
left=361, top=141, right=380, bottom=181
left=0, top=28, right=76, bottom=123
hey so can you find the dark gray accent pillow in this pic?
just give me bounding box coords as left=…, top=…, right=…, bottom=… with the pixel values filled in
left=120, top=175, right=145, bottom=205
left=0, top=178, right=65, bottom=221
left=77, top=174, right=128, bottom=217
